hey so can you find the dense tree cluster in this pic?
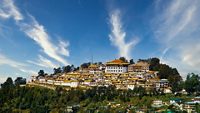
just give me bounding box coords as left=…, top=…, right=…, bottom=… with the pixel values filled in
left=1, top=74, right=200, bottom=112
left=0, top=77, right=162, bottom=113
left=185, top=73, right=200, bottom=94
left=119, top=57, right=128, bottom=63
left=146, top=58, right=182, bottom=92
left=36, top=65, right=78, bottom=79
left=80, top=62, right=103, bottom=69
left=14, top=77, right=26, bottom=86
left=80, top=62, right=91, bottom=68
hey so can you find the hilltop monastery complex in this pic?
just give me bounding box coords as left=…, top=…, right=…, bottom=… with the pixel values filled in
left=30, top=59, right=171, bottom=93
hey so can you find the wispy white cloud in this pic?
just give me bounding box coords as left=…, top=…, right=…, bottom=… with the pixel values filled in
left=0, top=0, right=70, bottom=66
left=109, top=9, right=139, bottom=59
left=27, top=55, right=59, bottom=69
left=0, top=53, right=26, bottom=68
left=0, top=53, right=36, bottom=75
left=0, top=0, right=23, bottom=21
left=19, top=69, right=37, bottom=75
left=152, top=0, right=200, bottom=76
left=58, top=39, right=70, bottom=56
left=20, top=16, right=70, bottom=65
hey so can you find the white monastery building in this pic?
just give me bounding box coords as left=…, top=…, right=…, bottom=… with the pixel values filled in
left=105, top=59, right=129, bottom=73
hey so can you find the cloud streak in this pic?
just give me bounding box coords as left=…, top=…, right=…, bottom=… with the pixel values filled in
left=27, top=55, right=59, bottom=69
left=0, top=0, right=23, bottom=21
left=0, top=54, right=25, bottom=68
left=152, top=0, right=200, bottom=76
left=0, top=0, right=70, bottom=66
left=109, top=9, right=139, bottom=59
left=0, top=53, right=36, bottom=75
left=20, top=16, right=70, bottom=65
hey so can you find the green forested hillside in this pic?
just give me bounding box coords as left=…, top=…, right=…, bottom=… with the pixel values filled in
left=1, top=76, right=200, bottom=113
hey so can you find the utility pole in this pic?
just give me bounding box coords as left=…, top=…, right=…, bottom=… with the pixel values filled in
left=91, top=52, right=93, bottom=64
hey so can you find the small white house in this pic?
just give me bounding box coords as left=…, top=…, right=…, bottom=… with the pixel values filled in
left=151, top=100, right=163, bottom=108
left=164, top=88, right=172, bottom=94
left=38, top=78, right=46, bottom=83
left=47, top=79, right=54, bottom=84
left=127, top=84, right=135, bottom=90
left=61, top=81, right=79, bottom=87
left=191, top=97, right=200, bottom=104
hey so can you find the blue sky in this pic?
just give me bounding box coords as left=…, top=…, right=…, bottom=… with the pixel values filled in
left=0, top=0, right=200, bottom=82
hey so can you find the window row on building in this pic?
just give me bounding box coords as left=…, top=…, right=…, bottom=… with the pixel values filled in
left=106, top=66, right=124, bottom=69
left=106, top=70, right=123, bottom=73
